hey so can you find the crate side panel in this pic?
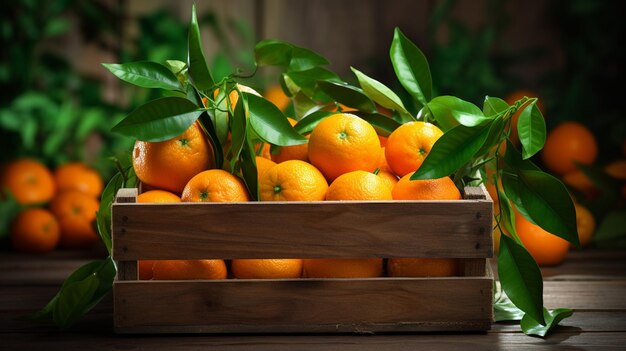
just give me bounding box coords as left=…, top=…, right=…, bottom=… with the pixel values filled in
left=112, top=200, right=492, bottom=260
left=114, top=277, right=493, bottom=332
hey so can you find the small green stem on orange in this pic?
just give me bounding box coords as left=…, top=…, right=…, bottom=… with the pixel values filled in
left=373, top=168, right=381, bottom=175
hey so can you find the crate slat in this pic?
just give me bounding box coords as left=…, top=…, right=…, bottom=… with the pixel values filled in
left=112, top=200, right=492, bottom=260
left=114, top=274, right=493, bottom=333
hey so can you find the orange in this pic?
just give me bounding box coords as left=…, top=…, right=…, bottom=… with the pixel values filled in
left=271, top=118, right=309, bottom=163
left=259, top=160, right=328, bottom=201
left=504, top=89, right=545, bottom=145
left=255, top=156, right=277, bottom=182
left=308, top=113, right=381, bottom=181
left=263, top=84, right=290, bottom=111
left=542, top=122, right=598, bottom=175
left=515, top=211, right=569, bottom=266
left=152, top=259, right=227, bottom=280
left=50, top=190, right=100, bottom=248
left=136, top=189, right=181, bottom=279
left=325, top=170, right=392, bottom=200
left=1, top=159, right=55, bottom=205
left=181, top=169, right=250, bottom=202
left=302, top=258, right=383, bottom=278
left=133, top=121, right=214, bottom=194
left=49, top=190, right=99, bottom=223
left=387, top=258, right=459, bottom=277
left=54, top=162, right=103, bottom=198
left=385, top=121, right=443, bottom=177
left=392, top=175, right=461, bottom=200
left=231, top=259, right=303, bottom=279
left=562, top=170, right=598, bottom=200
left=377, top=170, right=399, bottom=192
left=605, top=160, right=626, bottom=180
left=10, top=208, right=60, bottom=253
left=575, top=203, right=596, bottom=247
left=136, top=190, right=181, bottom=203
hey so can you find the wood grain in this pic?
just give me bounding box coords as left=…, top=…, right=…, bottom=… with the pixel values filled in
left=114, top=276, right=493, bottom=333
left=111, top=188, right=492, bottom=260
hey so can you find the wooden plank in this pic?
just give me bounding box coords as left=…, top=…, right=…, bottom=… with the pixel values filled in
left=492, top=311, right=626, bottom=333
left=112, top=198, right=492, bottom=260
left=5, top=331, right=626, bottom=350
left=114, top=277, right=492, bottom=333
left=462, top=258, right=487, bottom=277
left=544, top=281, right=626, bottom=310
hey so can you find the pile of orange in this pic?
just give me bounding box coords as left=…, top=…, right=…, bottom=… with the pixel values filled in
left=1, top=159, right=103, bottom=253
left=131, top=102, right=464, bottom=280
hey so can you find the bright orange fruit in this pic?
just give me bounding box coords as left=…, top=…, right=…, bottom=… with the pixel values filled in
left=385, top=121, right=443, bottom=177
left=1, top=159, right=55, bottom=205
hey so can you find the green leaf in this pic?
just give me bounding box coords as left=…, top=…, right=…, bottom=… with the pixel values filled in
left=52, top=258, right=116, bottom=329
left=286, top=67, right=341, bottom=97
left=44, top=18, right=70, bottom=37
left=0, top=191, right=21, bottom=239
left=240, top=129, right=259, bottom=201
left=494, top=281, right=525, bottom=322
left=427, top=96, right=490, bottom=131
left=498, top=235, right=545, bottom=325
left=294, top=110, right=336, bottom=134
left=593, top=210, right=626, bottom=244
left=497, top=188, right=520, bottom=243
left=476, top=115, right=507, bottom=156
left=289, top=46, right=330, bottom=71
left=102, top=61, right=182, bottom=91
left=317, top=81, right=377, bottom=113
left=254, top=40, right=328, bottom=71
left=517, top=102, right=546, bottom=159
left=390, top=27, right=432, bottom=106
left=483, top=96, right=510, bottom=116
left=246, top=93, right=308, bottom=146
left=198, top=111, right=224, bottom=170
left=255, top=40, right=292, bottom=68
left=411, top=123, right=491, bottom=180
left=111, top=97, right=202, bottom=142
left=351, top=67, right=411, bottom=117
left=504, top=140, right=540, bottom=171
left=96, top=172, right=123, bottom=254
left=187, top=4, right=214, bottom=91
left=292, top=91, right=322, bottom=119
left=226, top=88, right=248, bottom=173
left=32, top=257, right=116, bottom=328
left=503, top=169, right=580, bottom=247
left=354, top=112, right=402, bottom=137
left=521, top=308, right=574, bottom=337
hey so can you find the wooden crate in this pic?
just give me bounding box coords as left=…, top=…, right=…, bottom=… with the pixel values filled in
left=111, top=186, right=494, bottom=334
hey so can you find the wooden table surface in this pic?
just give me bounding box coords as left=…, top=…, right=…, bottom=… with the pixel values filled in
left=2, top=248, right=626, bottom=350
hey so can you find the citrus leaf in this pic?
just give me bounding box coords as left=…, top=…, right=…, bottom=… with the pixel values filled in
left=504, top=169, right=580, bottom=247
left=246, top=93, right=308, bottom=146
left=517, top=102, right=546, bottom=159
left=497, top=188, right=520, bottom=243
left=476, top=116, right=507, bottom=156
left=102, top=61, right=182, bottom=90
left=292, top=91, right=322, bottom=119
left=198, top=111, right=224, bottom=170
left=226, top=88, right=248, bottom=173
left=111, top=97, right=202, bottom=142
left=187, top=4, right=214, bottom=91
left=351, top=67, right=411, bottom=117
left=289, top=46, right=329, bottom=71
left=411, top=123, right=491, bottom=180
left=317, top=80, right=377, bottom=113
left=240, top=129, right=259, bottom=201
left=294, top=110, right=336, bottom=134
left=286, top=67, right=341, bottom=97
left=494, top=281, right=525, bottom=322
left=498, top=235, right=546, bottom=325
left=255, top=40, right=292, bottom=67
left=353, top=112, right=402, bottom=137
left=521, top=308, right=574, bottom=337
left=254, top=40, right=329, bottom=71
left=427, top=95, right=490, bottom=131
left=390, top=27, right=432, bottom=106
left=0, top=191, right=21, bottom=240
left=95, top=171, right=124, bottom=254
left=483, top=96, right=510, bottom=116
